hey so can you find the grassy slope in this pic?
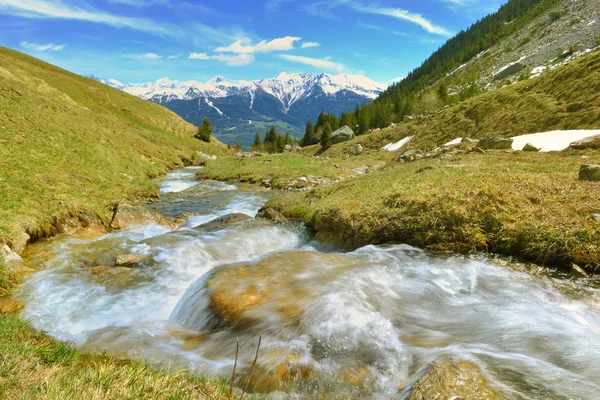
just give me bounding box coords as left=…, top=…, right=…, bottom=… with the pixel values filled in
left=0, top=314, right=230, bottom=399
left=328, top=49, right=600, bottom=156
left=204, top=50, right=600, bottom=272
left=0, top=47, right=232, bottom=399
left=0, top=46, right=228, bottom=252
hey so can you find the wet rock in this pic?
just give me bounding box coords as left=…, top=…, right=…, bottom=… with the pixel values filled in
left=569, top=135, right=600, bottom=150
left=522, top=143, right=540, bottom=152
left=89, top=266, right=138, bottom=286
left=349, top=144, right=363, bottom=156
left=579, top=164, right=600, bottom=181
left=478, top=137, right=513, bottom=150
left=405, top=360, right=500, bottom=400
left=205, top=251, right=350, bottom=329
left=256, top=207, right=285, bottom=222
left=260, top=178, right=272, bottom=188
left=112, top=205, right=178, bottom=229
left=115, top=254, right=144, bottom=267
left=193, top=213, right=252, bottom=232
left=398, top=149, right=425, bottom=163
left=0, top=296, right=24, bottom=314
left=331, top=125, right=355, bottom=144
left=570, top=263, right=590, bottom=278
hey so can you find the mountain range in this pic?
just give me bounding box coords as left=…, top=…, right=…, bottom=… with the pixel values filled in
left=100, top=73, right=386, bottom=146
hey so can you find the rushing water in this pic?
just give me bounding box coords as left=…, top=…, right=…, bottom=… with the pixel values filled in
left=18, top=167, right=600, bottom=399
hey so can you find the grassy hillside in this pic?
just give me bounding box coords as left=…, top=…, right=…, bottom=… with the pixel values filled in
left=323, top=48, right=600, bottom=156
left=0, top=46, right=226, bottom=252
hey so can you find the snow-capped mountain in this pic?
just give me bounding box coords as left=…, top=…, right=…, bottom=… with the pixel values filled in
left=99, top=73, right=386, bottom=146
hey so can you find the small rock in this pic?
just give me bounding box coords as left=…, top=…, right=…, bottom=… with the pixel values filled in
left=299, top=177, right=308, bottom=182
left=591, top=213, right=600, bottom=224
left=403, top=115, right=414, bottom=123
left=0, top=296, right=24, bottom=314
left=461, top=138, right=479, bottom=146
left=397, top=149, right=425, bottom=163
left=2, top=244, right=23, bottom=267
left=478, top=137, right=513, bottom=150
left=256, top=207, right=285, bottom=222
left=522, top=143, right=540, bottom=152
left=579, top=164, right=600, bottom=181
left=284, top=144, right=292, bottom=151
left=115, top=254, right=144, bottom=267
left=349, top=144, right=363, bottom=156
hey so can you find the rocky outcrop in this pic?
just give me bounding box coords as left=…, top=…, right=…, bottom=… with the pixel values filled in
left=349, top=144, right=363, bottom=156
left=405, top=360, right=500, bottom=400
left=569, top=135, right=600, bottom=150
left=193, top=213, right=252, bottom=232
left=579, top=165, right=600, bottom=181
left=478, top=137, right=513, bottom=150
left=331, top=125, right=354, bottom=144
left=115, top=254, right=145, bottom=267
left=196, top=151, right=217, bottom=161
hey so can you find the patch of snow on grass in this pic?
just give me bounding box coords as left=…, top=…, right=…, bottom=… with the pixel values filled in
left=444, top=137, right=463, bottom=146
left=511, top=130, right=600, bottom=152
left=383, top=136, right=413, bottom=152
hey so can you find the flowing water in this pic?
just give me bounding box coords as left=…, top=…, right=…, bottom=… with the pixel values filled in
left=18, top=167, right=600, bottom=399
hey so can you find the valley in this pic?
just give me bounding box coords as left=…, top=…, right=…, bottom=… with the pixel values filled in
left=1, top=0, right=600, bottom=398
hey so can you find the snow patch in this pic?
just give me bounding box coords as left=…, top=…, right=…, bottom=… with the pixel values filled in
left=444, top=137, right=463, bottom=146
left=204, top=98, right=224, bottom=117
left=511, top=130, right=600, bottom=152
left=383, top=136, right=413, bottom=152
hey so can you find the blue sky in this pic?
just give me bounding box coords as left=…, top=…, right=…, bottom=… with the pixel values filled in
left=0, top=0, right=508, bottom=84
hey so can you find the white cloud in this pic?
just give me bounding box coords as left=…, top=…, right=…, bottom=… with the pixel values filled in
left=188, top=52, right=210, bottom=60
left=279, top=54, right=344, bottom=73
left=215, top=36, right=301, bottom=53
left=167, top=53, right=181, bottom=59
left=305, top=1, right=450, bottom=36
left=188, top=52, right=254, bottom=66
left=0, top=0, right=231, bottom=41
left=211, top=53, right=255, bottom=66
left=390, top=76, right=405, bottom=83
left=20, top=41, right=66, bottom=51
left=142, top=52, right=162, bottom=59
left=301, top=41, right=320, bottom=48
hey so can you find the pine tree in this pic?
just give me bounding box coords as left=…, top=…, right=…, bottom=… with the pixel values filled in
left=265, top=125, right=277, bottom=144
left=253, top=132, right=262, bottom=147
left=301, top=120, right=315, bottom=147
left=320, top=122, right=332, bottom=149
left=195, top=117, right=212, bottom=142
left=276, top=134, right=286, bottom=153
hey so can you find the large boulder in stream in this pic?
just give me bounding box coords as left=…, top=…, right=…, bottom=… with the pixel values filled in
left=406, top=360, right=500, bottom=400
left=193, top=213, right=253, bottom=232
